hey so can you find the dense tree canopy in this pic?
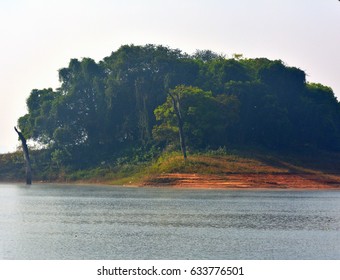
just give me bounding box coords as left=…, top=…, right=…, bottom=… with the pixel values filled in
left=18, top=44, right=340, bottom=167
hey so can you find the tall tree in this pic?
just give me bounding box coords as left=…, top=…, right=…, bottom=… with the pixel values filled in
left=14, top=127, right=32, bottom=185
left=168, top=86, right=187, bottom=160
left=153, top=85, right=239, bottom=153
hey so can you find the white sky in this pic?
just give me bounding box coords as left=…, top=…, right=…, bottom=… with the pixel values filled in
left=1, top=0, right=339, bottom=153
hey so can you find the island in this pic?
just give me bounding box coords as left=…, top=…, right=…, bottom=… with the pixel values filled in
left=1, top=44, right=340, bottom=190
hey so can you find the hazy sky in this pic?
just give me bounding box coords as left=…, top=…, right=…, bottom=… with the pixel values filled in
left=1, top=0, right=339, bottom=153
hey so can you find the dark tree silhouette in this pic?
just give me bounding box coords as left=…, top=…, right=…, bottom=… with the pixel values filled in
left=14, top=127, right=32, bottom=185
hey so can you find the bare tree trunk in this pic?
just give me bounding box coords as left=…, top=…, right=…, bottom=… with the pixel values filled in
left=169, top=92, right=187, bottom=161
left=14, top=127, right=32, bottom=185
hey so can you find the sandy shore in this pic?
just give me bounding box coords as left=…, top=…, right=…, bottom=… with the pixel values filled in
left=141, top=173, right=340, bottom=190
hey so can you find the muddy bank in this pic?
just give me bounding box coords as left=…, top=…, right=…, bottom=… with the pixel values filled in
left=141, top=173, right=340, bottom=190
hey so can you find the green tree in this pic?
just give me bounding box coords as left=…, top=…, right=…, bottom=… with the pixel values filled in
left=18, top=88, right=60, bottom=144
left=153, top=85, right=240, bottom=155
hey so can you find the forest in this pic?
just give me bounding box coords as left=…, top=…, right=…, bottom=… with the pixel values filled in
left=14, top=44, right=340, bottom=174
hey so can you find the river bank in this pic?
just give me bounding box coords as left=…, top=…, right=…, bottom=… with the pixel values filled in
left=2, top=149, right=340, bottom=190
left=2, top=172, right=340, bottom=190
left=139, top=172, right=340, bottom=190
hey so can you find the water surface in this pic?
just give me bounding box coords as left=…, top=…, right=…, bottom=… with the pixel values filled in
left=0, top=183, right=339, bottom=259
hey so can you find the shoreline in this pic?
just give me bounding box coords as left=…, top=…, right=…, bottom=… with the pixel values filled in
left=2, top=172, right=340, bottom=191
left=139, top=173, right=340, bottom=190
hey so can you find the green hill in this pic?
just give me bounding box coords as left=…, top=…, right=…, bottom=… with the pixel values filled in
left=2, top=44, right=340, bottom=187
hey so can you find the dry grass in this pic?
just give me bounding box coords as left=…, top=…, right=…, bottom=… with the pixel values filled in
left=147, top=152, right=289, bottom=176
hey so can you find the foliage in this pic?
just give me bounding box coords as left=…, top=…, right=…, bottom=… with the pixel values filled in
left=153, top=85, right=239, bottom=149
left=15, top=44, right=340, bottom=173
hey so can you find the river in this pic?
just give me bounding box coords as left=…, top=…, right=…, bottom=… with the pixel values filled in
left=0, top=183, right=339, bottom=259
